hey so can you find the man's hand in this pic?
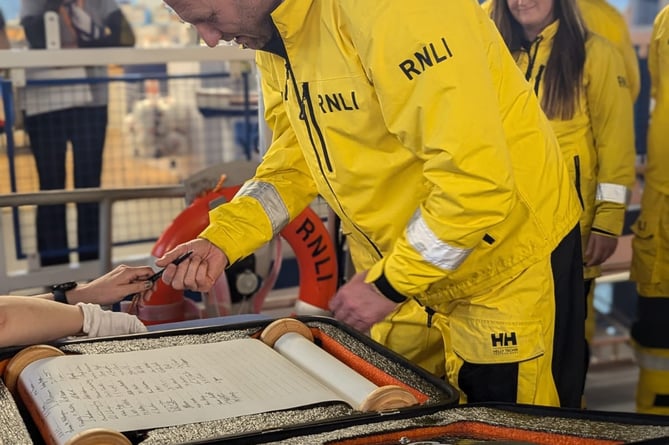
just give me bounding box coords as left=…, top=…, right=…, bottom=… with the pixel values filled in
left=156, top=238, right=229, bottom=293
left=68, top=265, right=156, bottom=306
left=328, top=271, right=400, bottom=333
left=585, top=233, right=619, bottom=267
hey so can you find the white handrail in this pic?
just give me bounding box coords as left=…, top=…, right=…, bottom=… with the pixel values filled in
left=0, top=46, right=255, bottom=69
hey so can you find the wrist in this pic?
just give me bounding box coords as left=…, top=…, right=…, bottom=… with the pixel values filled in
left=64, top=285, right=87, bottom=305
left=371, top=272, right=408, bottom=304
left=51, top=281, right=78, bottom=304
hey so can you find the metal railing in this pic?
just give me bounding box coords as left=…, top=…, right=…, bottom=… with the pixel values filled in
left=0, top=46, right=260, bottom=294
left=0, top=186, right=185, bottom=293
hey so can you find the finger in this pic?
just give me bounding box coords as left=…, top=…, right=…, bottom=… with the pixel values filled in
left=329, top=291, right=344, bottom=312
left=142, top=287, right=155, bottom=303
left=156, top=245, right=189, bottom=267
left=129, top=268, right=154, bottom=282
left=161, top=263, right=183, bottom=289
left=134, top=280, right=154, bottom=293
left=194, top=259, right=216, bottom=292
left=183, top=255, right=203, bottom=291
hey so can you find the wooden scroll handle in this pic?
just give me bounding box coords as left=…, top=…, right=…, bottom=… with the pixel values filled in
left=3, top=345, right=130, bottom=445
left=260, top=318, right=418, bottom=412
left=64, top=428, right=131, bottom=445
left=260, top=317, right=314, bottom=347
left=3, top=344, right=64, bottom=394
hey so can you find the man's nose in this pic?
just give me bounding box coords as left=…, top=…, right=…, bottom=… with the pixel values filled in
left=195, top=24, right=221, bottom=48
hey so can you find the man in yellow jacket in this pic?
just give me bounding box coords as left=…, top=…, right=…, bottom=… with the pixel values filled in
left=158, top=0, right=585, bottom=408
left=630, top=4, right=669, bottom=416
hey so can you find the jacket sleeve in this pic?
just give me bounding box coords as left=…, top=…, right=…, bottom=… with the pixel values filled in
left=619, top=25, right=641, bottom=101
left=340, top=1, right=518, bottom=294
left=648, top=13, right=661, bottom=103
left=585, top=36, right=636, bottom=237
left=199, top=54, right=318, bottom=264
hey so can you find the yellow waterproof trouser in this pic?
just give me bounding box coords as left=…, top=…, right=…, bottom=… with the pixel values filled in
left=371, top=226, right=586, bottom=408
left=630, top=185, right=669, bottom=414
left=631, top=185, right=669, bottom=297
left=635, top=345, right=669, bottom=415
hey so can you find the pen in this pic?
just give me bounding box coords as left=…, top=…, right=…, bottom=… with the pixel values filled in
left=127, top=250, right=194, bottom=315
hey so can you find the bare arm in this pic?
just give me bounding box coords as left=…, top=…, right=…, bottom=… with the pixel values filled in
left=34, top=265, right=156, bottom=306
left=0, top=297, right=83, bottom=348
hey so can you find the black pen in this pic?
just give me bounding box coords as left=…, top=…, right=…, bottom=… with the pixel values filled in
left=127, top=250, right=194, bottom=315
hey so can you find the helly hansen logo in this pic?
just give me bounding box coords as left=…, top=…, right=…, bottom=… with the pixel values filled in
left=399, top=37, right=453, bottom=80
left=491, top=332, right=517, bottom=347
left=491, top=331, right=519, bottom=356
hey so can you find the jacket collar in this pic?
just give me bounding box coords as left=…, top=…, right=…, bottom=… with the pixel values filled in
left=271, top=0, right=313, bottom=44
left=261, top=0, right=312, bottom=58
left=537, top=19, right=559, bottom=41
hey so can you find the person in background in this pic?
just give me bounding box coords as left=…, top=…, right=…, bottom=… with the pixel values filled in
left=20, top=0, right=135, bottom=266
left=0, top=9, right=9, bottom=50
left=575, top=0, right=640, bottom=352
left=157, top=0, right=586, bottom=408
left=629, top=3, right=669, bottom=416
left=0, top=9, right=9, bottom=117
left=576, top=0, right=640, bottom=102
left=0, top=264, right=154, bottom=348
left=488, top=0, right=636, bottom=401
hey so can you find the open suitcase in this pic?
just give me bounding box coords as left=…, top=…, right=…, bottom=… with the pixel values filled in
left=224, top=402, right=669, bottom=445
left=0, top=316, right=460, bottom=445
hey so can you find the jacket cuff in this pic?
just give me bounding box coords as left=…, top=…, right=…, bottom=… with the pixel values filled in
left=590, top=227, right=619, bottom=238
left=372, top=271, right=408, bottom=303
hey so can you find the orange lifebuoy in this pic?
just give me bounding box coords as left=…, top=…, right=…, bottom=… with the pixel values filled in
left=142, top=186, right=338, bottom=325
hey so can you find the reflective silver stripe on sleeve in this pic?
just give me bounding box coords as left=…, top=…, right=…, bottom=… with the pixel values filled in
left=237, top=181, right=290, bottom=234
left=636, top=349, right=669, bottom=371
left=406, top=209, right=472, bottom=271
left=595, top=183, right=628, bottom=205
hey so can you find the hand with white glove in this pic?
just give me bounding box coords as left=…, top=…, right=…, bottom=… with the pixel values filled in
left=64, top=1, right=107, bottom=42
left=78, top=303, right=147, bottom=338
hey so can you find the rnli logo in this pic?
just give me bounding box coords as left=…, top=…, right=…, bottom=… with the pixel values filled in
left=398, top=37, right=453, bottom=80
left=317, top=91, right=360, bottom=114
left=295, top=216, right=335, bottom=282
left=491, top=331, right=519, bottom=356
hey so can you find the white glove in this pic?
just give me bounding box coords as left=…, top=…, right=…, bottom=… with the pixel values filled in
left=64, top=1, right=105, bottom=41
left=77, top=303, right=147, bottom=338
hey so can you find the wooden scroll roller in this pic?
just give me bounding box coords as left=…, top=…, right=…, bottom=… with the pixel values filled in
left=260, top=318, right=418, bottom=412
left=3, top=345, right=131, bottom=445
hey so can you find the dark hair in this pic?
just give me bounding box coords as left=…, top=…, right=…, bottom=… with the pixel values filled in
left=490, top=0, right=587, bottom=120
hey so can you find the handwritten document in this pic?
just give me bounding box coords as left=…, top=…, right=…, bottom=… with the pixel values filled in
left=19, top=339, right=347, bottom=445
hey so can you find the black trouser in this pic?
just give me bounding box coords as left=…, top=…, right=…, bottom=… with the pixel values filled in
left=551, top=224, right=587, bottom=407
left=25, top=106, right=107, bottom=265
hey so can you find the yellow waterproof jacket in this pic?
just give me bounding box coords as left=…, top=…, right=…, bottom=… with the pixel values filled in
left=646, top=5, right=669, bottom=194
left=200, top=0, right=581, bottom=303
left=513, top=21, right=635, bottom=277
left=577, top=0, right=640, bottom=101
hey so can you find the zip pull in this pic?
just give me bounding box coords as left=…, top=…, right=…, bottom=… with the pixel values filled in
left=284, top=63, right=289, bottom=101
left=425, top=305, right=436, bottom=328
left=534, top=64, right=545, bottom=96
left=299, top=84, right=309, bottom=121
left=524, top=36, right=543, bottom=81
